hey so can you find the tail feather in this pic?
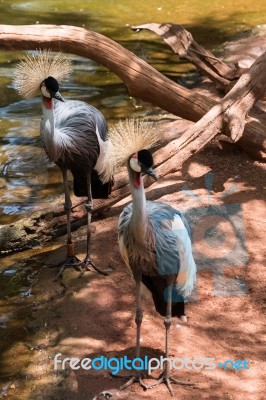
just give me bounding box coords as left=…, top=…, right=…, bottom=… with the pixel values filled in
left=72, top=170, right=87, bottom=197
left=91, top=169, right=113, bottom=199
left=141, top=274, right=185, bottom=318
left=71, top=169, right=113, bottom=199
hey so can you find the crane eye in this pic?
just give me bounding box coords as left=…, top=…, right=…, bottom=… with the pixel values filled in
left=129, top=157, right=141, bottom=172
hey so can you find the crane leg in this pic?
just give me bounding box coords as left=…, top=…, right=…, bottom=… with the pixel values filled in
left=147, top=277, right=194, bottom=396
left=79, top=173, right=108, bottom=277
left=62, top=167, right=73, bottom=247
left=118, top=270, right=148, bottom=391
left=54, top=168, right=82, bottom=281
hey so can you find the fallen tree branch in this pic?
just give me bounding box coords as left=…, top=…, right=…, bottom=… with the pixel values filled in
left=0, top=24, right=266, bottom=254
left=154, top=52, right=266, bottom=178
left=0, top=24, right=212, bottom=121
left=0, top=24, right=265, bottom=158
left=131, top=23, right=242, bottom=90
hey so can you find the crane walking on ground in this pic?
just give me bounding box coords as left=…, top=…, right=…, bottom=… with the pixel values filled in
left=112, top=120, right=196, bottom=396
left=14, top=50, right=113, bottom=279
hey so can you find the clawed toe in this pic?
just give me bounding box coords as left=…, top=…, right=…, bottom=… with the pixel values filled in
left=54, top=256, right=83, bottom=281
left=52, top=255, right=109, bottom=280
left=119, top=374, right=149, bottom=391
left=148, top=374, right=194, bottom=396
left=79, top=258, right=109, bottom=277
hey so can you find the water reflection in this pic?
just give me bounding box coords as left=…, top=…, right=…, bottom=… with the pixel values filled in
left=0, top=141, right=58, bottom=224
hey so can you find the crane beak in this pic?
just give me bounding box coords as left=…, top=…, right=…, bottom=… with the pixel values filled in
left=145, top=167, right=159, bottom=181
left=53, top=91, right=65, bottom=102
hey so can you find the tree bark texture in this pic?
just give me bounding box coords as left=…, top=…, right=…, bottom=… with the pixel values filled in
left=131, top=23, right=242, bottom=90
left=0, top=24, right=265, bottom=159
left=0, top=24, right=266, bottom=254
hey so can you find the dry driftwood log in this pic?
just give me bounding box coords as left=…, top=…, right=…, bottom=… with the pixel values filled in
left=131, top=23, right=242, bottom=90
left=0, top=24, right=265, bottom=159
left=0, top=23, right=266, bottom=254
left=0, top=24, right=213, bottom=121
left=130, top=22, right=266, bottom=151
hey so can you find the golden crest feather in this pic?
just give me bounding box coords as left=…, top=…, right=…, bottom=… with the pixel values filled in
left=13, top=50, right=72, bottom=99
left=100, top=118, right=159, bottom=182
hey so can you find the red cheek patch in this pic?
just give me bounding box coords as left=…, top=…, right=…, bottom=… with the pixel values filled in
left=44, top=98, right=53, bottom=109
left=134, top=172, right=141, bottom=188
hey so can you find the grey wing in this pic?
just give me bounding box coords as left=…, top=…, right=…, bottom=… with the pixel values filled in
left=54, top=100, right=107, bottom=137
left=147, top=201, right=196, bottom=298
left=53, top=100, right=104, bottom=168
left=71, top=101, right=108, bottom=141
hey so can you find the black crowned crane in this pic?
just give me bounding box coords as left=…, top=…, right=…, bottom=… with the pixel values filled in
left=110, top=119, right=196, bottom=396
left=13, top=50, right=113, bottom=279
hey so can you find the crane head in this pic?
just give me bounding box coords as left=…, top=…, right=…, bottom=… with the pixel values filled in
left=129, top=149, right=158, bottom=181
left=40, top=76, right=64, bottom=102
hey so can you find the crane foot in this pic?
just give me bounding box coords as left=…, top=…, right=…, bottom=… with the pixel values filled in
left=79, top=257, right=109, bottom=277
left=112, top=372, right=148, bottom=391
left=147, top=373, right=194, bottom=397
left=54, top=256, right=83, bottom=281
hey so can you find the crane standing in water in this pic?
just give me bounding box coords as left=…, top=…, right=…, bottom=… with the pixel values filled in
left=14, top=51, right=113, bottom=279
left=112, top=120, right=196, bottom=396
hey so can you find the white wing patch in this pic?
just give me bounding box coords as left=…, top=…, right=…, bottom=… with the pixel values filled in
left=118, top=233, right=131, bottom=272
left=94, top=125, right=114, bottom=182
left=171, top=214, right=197, bottom=298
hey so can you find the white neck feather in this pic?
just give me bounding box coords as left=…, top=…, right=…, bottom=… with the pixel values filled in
left=41, top=98, right=56, bottom=159
left=128, top=165, right=148, bottom=243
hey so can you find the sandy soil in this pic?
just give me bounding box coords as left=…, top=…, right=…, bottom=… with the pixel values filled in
left=0, top=144, right=265, bottom=400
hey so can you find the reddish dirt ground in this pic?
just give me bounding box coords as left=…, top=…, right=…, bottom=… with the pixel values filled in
left=0, top=144, right=265, bottom=400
